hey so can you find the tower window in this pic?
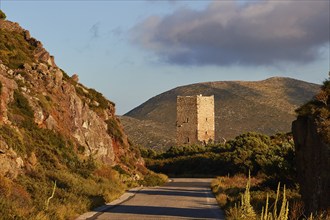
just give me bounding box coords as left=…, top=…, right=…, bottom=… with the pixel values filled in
left=186, top=118, right=189, bottom=123
left=187, top=137, right=190, bottom=143
left=206, top=118, right=208, bottom=121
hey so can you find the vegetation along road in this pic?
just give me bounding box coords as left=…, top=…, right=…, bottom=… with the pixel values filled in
left=83, top=178, right=225, bottom=220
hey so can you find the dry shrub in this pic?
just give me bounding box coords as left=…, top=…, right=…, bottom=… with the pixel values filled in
left=0, top=175, right=12, bottom=197
left=216, top=193, right=228, bottom=207
left=93, top=166, right=118, bottom=180
left=290, top=201, right=305, bottom=220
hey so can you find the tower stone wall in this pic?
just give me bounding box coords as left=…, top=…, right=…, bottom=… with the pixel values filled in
left=176, top=95, right=215, bottom=145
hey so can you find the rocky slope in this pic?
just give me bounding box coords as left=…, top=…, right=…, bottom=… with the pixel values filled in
left=292, top=77, right=330, bottom=213
left=122, top=77, right=320, bottom=149
left=0, top=18, right=142, bottom=177
left=0, top=14, right=150, bottom=219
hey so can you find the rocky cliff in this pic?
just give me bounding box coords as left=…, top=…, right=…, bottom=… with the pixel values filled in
left=292, top=77, right=330, bottom=213
left=0, top=18, right=142, bottom=177
left=0, top=14, right=149, bottom=219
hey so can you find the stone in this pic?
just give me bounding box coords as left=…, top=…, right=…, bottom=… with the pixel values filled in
left=0, top=74, right=18, bottom=123
left=21, top=87, right=27, bottom=92
left=24, top=30, right=31, bottom=40
left=23, top=63, right=32, bottom=71
left=71, top=74, right=79, bottom=82
left=54, top=69, right=63, bottom=84
left=37, top=63, right=48, bottom=73
left=28, top=152, right=37, bottom=167
left=16, top=157, right=24, bottom=168
left=92, top=100, right=100, bottom=107
left=292, top=116, right=330, bottom=213
left=0, top=148, right=23, bottom=179
left=82, top=121, right=89, bottom=129
left=7, top=69, right=13, bottom=76
left=45, top=115, right=57, bottom=130
left=34, top=110, right=44, bottom=125
left=0, top=64, right=7, bottom=71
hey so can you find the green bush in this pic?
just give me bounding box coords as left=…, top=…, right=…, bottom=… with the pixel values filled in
left=0, top=10, right=6, bottom=19
left=296, top=78, right=330, bottom=143
left=145, top=132, right=295, bottom=184
left=11, top=90, right=34, bottom=118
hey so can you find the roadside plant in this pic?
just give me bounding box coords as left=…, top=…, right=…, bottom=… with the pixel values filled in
left=260, top=183, right=289, bottom=220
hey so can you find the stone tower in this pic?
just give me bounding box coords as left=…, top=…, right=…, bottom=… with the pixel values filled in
left=176, top=95, right=215, bottom=145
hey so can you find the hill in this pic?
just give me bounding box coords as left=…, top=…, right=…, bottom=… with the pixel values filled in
left=122, top=77, right=320, bottom=149
left=0, top=13, right=166, bottom=219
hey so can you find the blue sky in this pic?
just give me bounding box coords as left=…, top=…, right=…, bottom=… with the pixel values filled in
left=1, top=0, right=329, bottom=115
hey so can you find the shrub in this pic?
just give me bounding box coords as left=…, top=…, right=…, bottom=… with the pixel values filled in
left=106, top=118, right=124, bottom=143
left=11, top=90, right=34, bottom=118
left=0, top=29, right=36, bottom=69
left=146, top=132, right=295, bottom=183
left=139, top=172, right=168, bottom=186
left=0, top=10, right=6, bottom=19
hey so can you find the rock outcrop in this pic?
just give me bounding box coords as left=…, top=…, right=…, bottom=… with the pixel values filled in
left=292, top=116, right=330, bottom=213
left=292, top=77, right=330, bottom=213
left=0, top=18, right=142, bottom=178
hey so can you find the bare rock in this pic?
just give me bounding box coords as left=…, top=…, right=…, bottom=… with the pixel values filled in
left=71, top=74, right=79, bottom=82
left=54, top=69, right=63, bottom=84
left=0, top=64, right=7, bottom=71
left=34, top=110, right=45, bottom=125
left=24, top=30, right=31, bottom=40
left=28, top=152, right=37, bottom=167
left=7, top=69, right=13, bottom=76
left=0, top=145, right=24, bottom=179
left=45, top=115, right=57, bottom=130
left=292, top=116, right=330, bottom=213
left=23, top=63, right=32, bottom=71
left=37, top=63, right=48, bottom=73
left=0, top=74, right=18, bottom=123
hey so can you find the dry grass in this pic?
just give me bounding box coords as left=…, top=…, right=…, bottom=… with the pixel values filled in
left=211, top=174, right=261, bottom=208
left=211, top=175, right=329, bottom=220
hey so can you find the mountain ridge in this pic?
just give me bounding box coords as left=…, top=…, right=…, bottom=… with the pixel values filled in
left=122, top=77, right=320, bottom=149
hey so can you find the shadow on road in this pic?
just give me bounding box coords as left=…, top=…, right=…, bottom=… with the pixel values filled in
left=85, top=178, right=224, bottom=220
left=94, top=205, right=220, bottom=219
left=136, top=188, right=213, bottom=198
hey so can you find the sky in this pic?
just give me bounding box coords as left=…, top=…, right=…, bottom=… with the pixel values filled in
left=1, top=0, right=329, bottom=115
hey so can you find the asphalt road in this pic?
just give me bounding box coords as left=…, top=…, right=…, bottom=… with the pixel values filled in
left=83, top=178, right=225, bottom=220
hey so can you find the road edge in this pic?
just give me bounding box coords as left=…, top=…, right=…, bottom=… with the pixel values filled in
left=75, top=187, right=143, bottom=220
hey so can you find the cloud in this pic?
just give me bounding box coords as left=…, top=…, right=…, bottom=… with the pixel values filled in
left=130, top=0, right=330, bottom=66
left=89, top=22, right=101, bottom=39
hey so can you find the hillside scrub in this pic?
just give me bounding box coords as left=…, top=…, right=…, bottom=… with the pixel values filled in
left=0, top=103, right=167, bottom=219
left=0, top=28, right=36, bottom=69
left=0, top=87, right=166, bottom=220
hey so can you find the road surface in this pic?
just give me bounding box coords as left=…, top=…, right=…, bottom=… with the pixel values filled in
left=83, top=178, right=225, bottom=220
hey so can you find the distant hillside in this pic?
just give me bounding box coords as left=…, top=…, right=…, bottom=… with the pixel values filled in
left=121, top=77, right=320, bottom=149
